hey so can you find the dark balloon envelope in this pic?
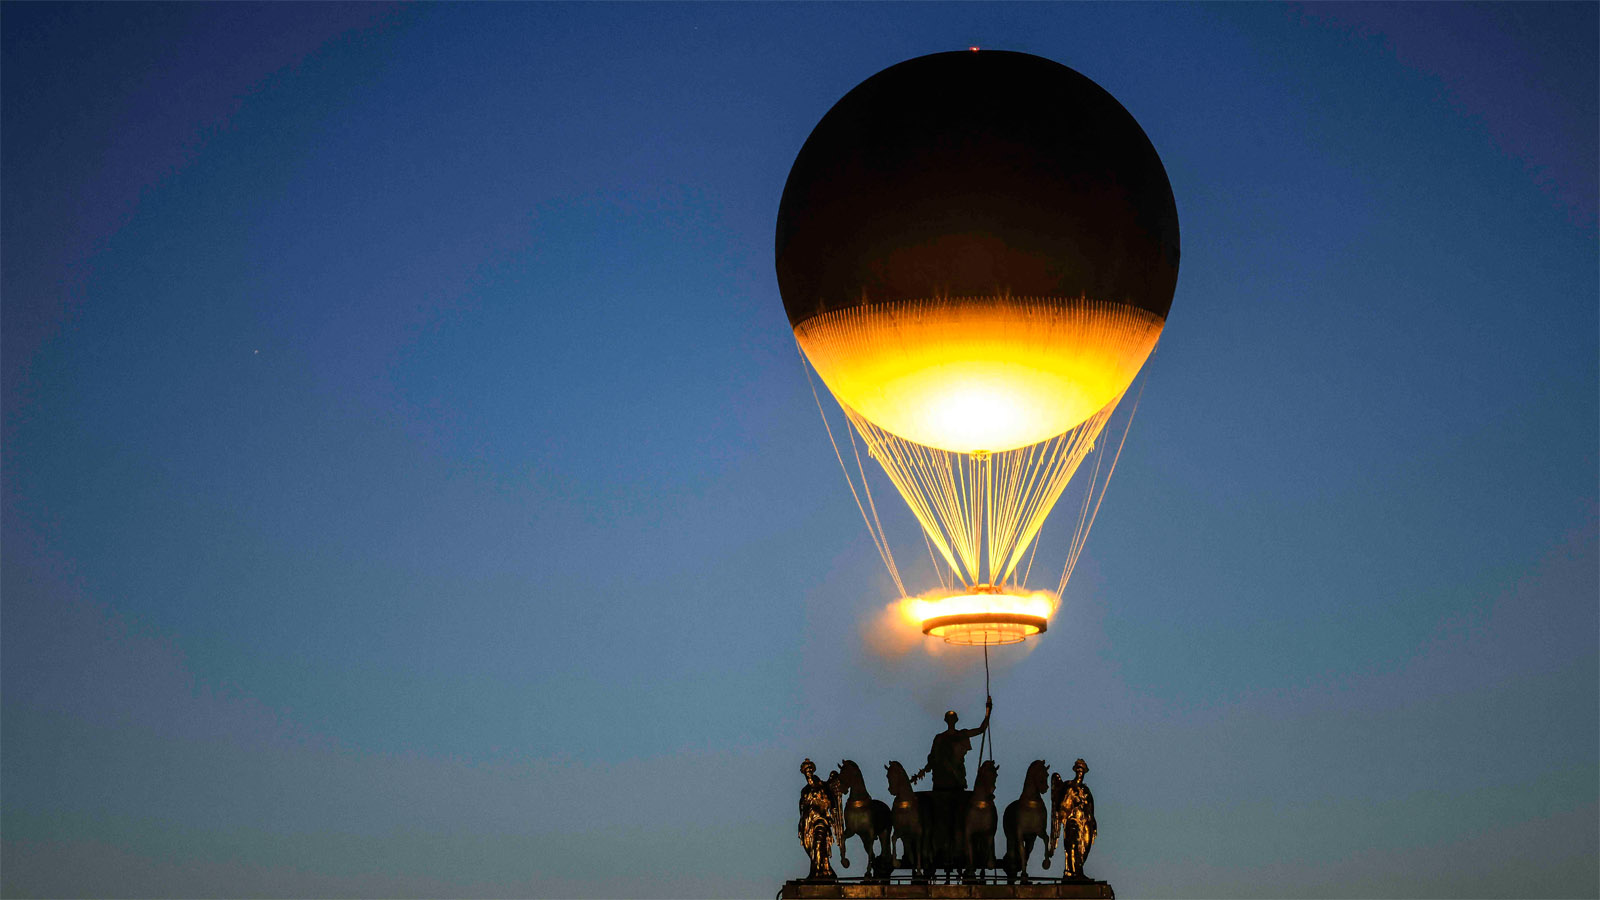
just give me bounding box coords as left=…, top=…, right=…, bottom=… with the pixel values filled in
left=776, top=49, right=1179, bottom=328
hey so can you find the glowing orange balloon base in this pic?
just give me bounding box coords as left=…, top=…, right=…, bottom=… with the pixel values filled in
left=911, top=586, right=1054, bottom=646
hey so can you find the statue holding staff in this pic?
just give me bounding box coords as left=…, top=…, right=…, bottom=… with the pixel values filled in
left=912, top=696, right=992, bottom=791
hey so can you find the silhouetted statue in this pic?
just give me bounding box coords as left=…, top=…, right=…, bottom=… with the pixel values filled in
left=1002, top=759, right=1051, bottom=883
left=797, top=758, right=840, bottom=881
left=1046, top=758, right=1097, bottom=878
left=912, top=695, right=992, bottom=791
left=835, top=760, right=893, bottom=877
left=883, top=761, right=926, bottom=878
left=959, top=759, right=1000, bottom=880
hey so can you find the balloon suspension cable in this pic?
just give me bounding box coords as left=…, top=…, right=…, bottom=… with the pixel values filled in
left=844, top=390, right=1120, bottom=591
left=798, top=344, right=906, bottom=597
left=1057, top=373, right=1147, bottom=597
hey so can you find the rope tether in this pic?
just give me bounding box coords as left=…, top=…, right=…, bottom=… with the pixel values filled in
left=977, top=643, right=994, bottom=765
left=985, top=643, right=994, bottom=763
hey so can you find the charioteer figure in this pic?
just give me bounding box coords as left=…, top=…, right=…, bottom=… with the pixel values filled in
left=913, top=696, right=992, bottom=791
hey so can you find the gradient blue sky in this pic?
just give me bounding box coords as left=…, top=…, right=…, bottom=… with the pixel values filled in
left=3, top=4, right=1595, bottom=898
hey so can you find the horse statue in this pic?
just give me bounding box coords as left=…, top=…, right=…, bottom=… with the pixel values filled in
left=883, top=761, right=925, bottom=877
left=835, top=760, right=893, bottom=877
left=1044, top=758, right=1097, bottom=879
left=959, top=759, right=1000, bottom=881
left=1001, top=759, right=1051, bottom=883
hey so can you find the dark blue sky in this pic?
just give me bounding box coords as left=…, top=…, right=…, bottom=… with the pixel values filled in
left=3, top=4, right=1595, bottom=897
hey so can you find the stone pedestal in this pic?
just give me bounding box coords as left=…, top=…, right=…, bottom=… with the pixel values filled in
left=778, top=879, right=1114, bottom=899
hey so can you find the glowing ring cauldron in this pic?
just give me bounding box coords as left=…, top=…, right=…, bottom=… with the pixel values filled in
left=920, top=611, right=1048, bottom=645
left=909, top=586, right=1055, bottom=645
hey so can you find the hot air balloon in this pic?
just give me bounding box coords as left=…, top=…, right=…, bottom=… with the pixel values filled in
left=777, top=50, right=1179, bottom=645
